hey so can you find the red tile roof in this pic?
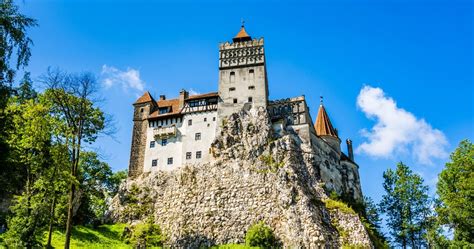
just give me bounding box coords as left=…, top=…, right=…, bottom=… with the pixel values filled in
left=147, top=91, right=219, bottom=119
left=134, top=91, right=154, bottom=104
left=315, top=104, right=338, bottom=137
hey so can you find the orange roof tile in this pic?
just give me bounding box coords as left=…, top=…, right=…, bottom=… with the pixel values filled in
left=148, top=91, right=219, bottom=119
left=134, top=91, right=154, bottom=104
left=234, top=26, right=250, bottom=39
left=315, top=104, right=338, bottom=137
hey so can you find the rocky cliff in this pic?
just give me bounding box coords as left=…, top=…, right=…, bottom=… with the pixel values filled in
left=110, top=107, right=373, bottom=248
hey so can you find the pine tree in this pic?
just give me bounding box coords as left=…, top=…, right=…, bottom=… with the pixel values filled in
left=379, top=162, right=432, bottom=248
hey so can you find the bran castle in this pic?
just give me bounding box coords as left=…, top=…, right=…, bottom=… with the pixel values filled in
left=128, top=25, right=363, bottom=201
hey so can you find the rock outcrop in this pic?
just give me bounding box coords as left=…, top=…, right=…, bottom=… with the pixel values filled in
left=110, top=107, right=373, bottom=248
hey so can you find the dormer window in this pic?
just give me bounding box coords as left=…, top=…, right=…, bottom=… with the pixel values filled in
left=159, top=107, right=169, bottom=114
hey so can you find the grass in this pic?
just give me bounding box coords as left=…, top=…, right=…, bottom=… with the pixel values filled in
left=43, top=223, right=133, bottom=249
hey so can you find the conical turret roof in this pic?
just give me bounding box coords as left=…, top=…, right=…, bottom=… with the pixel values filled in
left=233, top=25, right=252, bottom=42
left=315, top=103, right=338, bottom=137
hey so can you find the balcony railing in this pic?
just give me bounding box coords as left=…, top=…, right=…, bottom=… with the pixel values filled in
left=153, top=125, right=177, bottom=139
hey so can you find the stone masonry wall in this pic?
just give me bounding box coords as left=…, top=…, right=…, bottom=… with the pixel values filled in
left=111, top=107, right=372, bottom=248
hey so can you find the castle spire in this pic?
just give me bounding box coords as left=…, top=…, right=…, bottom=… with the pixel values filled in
left=233, top=20, right=252, bottom=42
left=315, top=100, right=338, bottom=138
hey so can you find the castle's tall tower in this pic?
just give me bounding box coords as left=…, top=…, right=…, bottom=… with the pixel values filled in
left=218, top=24, right=268, bottom=118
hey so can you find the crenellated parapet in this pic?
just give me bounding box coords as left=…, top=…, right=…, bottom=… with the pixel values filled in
left=219, top=38, right=265, bottom=69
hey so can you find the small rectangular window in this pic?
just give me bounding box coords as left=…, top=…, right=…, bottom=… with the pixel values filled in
left=248, top=86, right=255, bottom=90
left=162, top=139, right=168, bottom=146
left=152, top=159, right=158, bottom=167
left=188, top=119, right=192, bottom=126
left=196, top=151, right=202, bottom=159
left=186, top=152, right=192, bottom=160
left=233, top=98, right=237, bottom=104
left=213, top=117, right=216, bottom=121
left=229, top=87, right=236, bottom=91
left=167, top=157, right=173, bottom=165
left=195, top=133, right=201, bottom=141
left=150, top=141, right=155, bottom=148
left=248, top=97, right=253, bottom=103
left=204, top=117, right=207, bottom=122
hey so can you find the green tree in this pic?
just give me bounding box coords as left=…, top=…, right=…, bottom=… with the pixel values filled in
left=379, top=162, right=432, bottom=248
left=0, top=0, right=37, bottom=222
left=76, top=152, right=126, bottom=226
left=2, top=94, right=68, bottom=248
left=0, top=0, right=37, bottom=102
left=42, top=69, right=106, bottom=248
left=436, top=139, right=474, bottom=244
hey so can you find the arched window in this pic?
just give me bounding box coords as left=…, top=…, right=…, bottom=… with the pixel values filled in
left=230, top=71, right=235, bottom=83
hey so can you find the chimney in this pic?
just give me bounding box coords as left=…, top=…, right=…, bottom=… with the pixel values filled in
left=179, top=89, right=189, bottom=109
left=346, top=139, right=354, bottom=161
left=159, top=95, right=166, bottom=101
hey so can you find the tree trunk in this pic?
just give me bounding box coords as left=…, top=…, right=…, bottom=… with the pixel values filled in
left=64, top=139, right=77, bottom=249
left=46, top=194, right=57, bottom=248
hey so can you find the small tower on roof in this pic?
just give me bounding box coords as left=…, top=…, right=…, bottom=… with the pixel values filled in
left=233, top=20, right=252, bottom=42
left=315, top=97, right=341, bottom=154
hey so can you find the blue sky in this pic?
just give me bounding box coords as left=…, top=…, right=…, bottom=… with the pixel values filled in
left=18, top=0, right=472, bottom=210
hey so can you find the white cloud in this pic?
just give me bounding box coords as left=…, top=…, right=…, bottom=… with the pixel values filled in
left=100, top=65, right=145, bottom=92
left=356, top=85, right=448, bottom=165
left=188, top=88, right=200, bottom=95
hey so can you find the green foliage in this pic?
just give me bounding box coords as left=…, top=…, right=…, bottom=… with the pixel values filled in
left=258, top=154, right=284, bottom=173
left=124, top=218, right=164, bottom=248
left=122, top=184, right=153, bottom=221
left=245, top=221, right=277, bottom=248
left=324, top=198, right=357, bottom=215
left=0, top=0, right=37, bottom=87
left=76, top=151, right=125, bottom=226
left=379, top=162, right=432, bottom=248
left=436, top=139, right=474, bottom=244
left=1, top=94, right=69, bottom=248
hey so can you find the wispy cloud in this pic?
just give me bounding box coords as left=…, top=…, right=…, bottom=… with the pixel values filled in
left=188, top=88, right=200, bottom=95
left=100, top=65, right=145, bottom=92
left=356, top=85, right=448, bottom=165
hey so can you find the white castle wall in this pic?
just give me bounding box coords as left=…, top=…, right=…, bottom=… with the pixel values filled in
left=143, top=111, right=217, bottom=172
left=181, top=111, right=217, bottom=165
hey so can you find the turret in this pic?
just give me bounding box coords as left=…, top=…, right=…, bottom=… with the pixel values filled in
left=129, top=91, right=156, bottom=178
left=314, top=98, right=341, bottom=155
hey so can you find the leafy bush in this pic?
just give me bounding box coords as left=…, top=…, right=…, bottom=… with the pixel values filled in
left=125, top=218, right=163, bottom=248
left=245, top=221, right=277, bottom=248
left=323, top=199, right=356, bottom=215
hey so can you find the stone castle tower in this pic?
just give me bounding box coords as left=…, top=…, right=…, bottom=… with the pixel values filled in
left=218, top=24, right=269, bottom=118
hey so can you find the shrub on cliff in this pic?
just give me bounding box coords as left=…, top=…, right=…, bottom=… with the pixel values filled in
left=245, top=221, right=277, bottom=248
left=124, top=218, right=163, bottom=248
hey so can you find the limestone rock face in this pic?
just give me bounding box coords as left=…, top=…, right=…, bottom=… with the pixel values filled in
left=110, top=107, right=372, bottom=248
